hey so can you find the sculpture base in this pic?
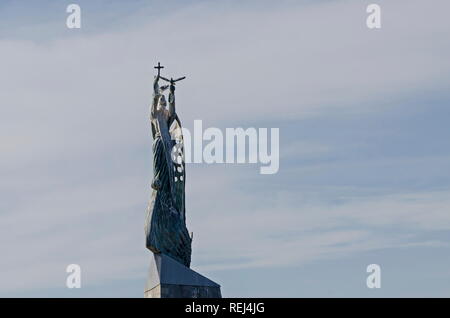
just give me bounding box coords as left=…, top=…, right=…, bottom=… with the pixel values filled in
left=144, top=252, right=221, bottom=298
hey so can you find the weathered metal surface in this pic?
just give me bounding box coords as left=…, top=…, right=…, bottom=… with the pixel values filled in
left=144, top=71, right=192, bottom=268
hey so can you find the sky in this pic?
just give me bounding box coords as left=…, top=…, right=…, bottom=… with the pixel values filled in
left=1, top=0, right=450, bottom=297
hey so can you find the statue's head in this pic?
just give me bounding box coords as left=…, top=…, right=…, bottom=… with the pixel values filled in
left=158, top=94, right=167, bottom=109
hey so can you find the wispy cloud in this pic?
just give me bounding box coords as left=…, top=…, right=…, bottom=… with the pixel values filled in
left=1, top=0, right=450, bottom=296
left=190, top=166, right=450, bottom=271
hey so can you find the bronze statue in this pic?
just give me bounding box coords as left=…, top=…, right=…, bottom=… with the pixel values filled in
left=144, top=63, right=192, bottom=267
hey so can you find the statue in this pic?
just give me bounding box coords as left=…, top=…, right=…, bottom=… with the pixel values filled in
left=144, top=63, right=192, bottom=267
left=144, top=63, right=221, bottom=298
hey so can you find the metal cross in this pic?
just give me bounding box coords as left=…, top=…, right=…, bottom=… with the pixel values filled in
left=154, top=62, right=164, bottom=77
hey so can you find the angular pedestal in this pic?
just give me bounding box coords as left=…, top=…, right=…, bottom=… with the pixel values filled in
left=144, top=252, right=221, bottom=298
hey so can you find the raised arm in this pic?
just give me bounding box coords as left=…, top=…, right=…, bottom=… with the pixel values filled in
left=151, top=76, right=160, bottom=116
left=168, top=83, right=176, bottom=118
left=153, top=75, right=160, bottom=96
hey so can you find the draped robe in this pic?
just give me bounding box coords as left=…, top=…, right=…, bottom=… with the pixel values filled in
left=144, top=82, right=192, bottom=267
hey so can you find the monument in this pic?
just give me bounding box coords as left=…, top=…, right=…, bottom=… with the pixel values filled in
left=144, top=63, right=221, bottom=298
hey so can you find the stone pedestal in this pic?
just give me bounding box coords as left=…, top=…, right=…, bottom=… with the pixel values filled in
left=144, top=252, right=221, bottom=298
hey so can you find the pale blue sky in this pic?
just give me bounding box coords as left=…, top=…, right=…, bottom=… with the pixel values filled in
left=1, top=0, right=450, bottom=297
